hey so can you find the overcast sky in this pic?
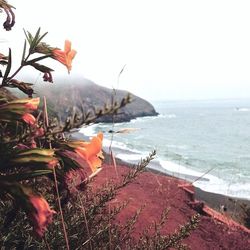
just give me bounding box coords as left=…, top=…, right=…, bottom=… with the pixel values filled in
left=1, top=0, right=250, bottom=100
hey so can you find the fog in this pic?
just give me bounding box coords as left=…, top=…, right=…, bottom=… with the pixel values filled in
left=2, top=0, right=250, bottom=101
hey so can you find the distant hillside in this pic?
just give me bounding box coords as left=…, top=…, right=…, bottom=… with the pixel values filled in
left=35, top=77, right=158, bottom=123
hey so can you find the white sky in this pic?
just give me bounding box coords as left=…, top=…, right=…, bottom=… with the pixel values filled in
left=1, top=0, right=250, bottom=100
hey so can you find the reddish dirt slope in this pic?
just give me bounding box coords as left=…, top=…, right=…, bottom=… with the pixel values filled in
left=92, top=163, right=250, bottom=250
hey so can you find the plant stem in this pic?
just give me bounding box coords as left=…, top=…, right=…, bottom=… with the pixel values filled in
left=78, top=193, right=93, bottom=250
left=43, top=96, right=70, bottom=250
left=52, top=167, right=70, bottom=250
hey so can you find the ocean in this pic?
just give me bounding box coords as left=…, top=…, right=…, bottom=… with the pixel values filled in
left=80, top=99, right=250, bottom=200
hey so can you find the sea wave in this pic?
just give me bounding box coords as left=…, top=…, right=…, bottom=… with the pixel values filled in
left=78, top=123, right=250, bottom=200
left=164, top=114, right=177, bottom=118
left=195, top=178, right=250, bottom=200
left=159, top=159, right=205, bottom=178
left=128, top=113, right=176, bottom=123
left=153, top=113, right=177, bottom=119
left=113, top=147, right=250, bottom=200
left=116, top=153, right=148, bottom=162
left=235, top=107, right=250, bottom=112
left=165, top=144, right=188, bottom=150
left=159, top=159, right=250, bottom=199
left=103, top=139, right=135, bottom=151
left=79, top=124, right=99, bottom=136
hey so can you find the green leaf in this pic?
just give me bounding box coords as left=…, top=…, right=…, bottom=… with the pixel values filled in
left=31, top=27, right=41, bottom=49
left=6, top=98, right=36, bottom=104
left=26, top=55, right=51, bottom=65
left=2, top=48, right=12, bottom=84
left=23, top=29, right=33, bottom=46
left=23, top=29, right=31, bottom=44
left=11, top=155, right=57, bottom=164
left=25, top=28, right=49, bottom=54
left=28, top=62, right=54, bottom=73
left=21, top=40, right=27, bottom=64
left=11, top=150, right=58, bottom=167
left=17, top=148, right=55, bottom=157
left=35, top=31, right=48, bottom=46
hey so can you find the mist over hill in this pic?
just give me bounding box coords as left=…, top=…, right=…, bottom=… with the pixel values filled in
left=34, top=77, right=158, bottom=123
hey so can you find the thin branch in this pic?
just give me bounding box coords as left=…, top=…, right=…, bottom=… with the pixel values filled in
left=44, top=96, right=70, bottom=250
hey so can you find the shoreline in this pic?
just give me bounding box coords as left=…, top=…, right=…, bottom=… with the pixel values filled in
left=114, top=152, right=250, bottom=202
left=71, top=130, right=250, bottom=229
left=74, top=125, right=250, bottom=202
left=104, top=152, right=250, bottom=228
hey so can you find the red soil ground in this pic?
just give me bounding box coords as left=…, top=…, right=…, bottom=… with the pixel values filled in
left=91, top=163, right=250, bottom=250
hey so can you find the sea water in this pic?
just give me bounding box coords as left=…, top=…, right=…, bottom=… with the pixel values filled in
left=80, top=99, right=250, bottom=200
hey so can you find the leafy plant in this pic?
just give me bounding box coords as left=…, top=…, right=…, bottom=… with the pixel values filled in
left=0, top=1, right=107, bottom=243
left=0, top=1, right=199, bottom=249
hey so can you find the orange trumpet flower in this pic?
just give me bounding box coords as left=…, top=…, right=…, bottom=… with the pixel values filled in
left=29, top=195, right=56, bottom=237
left=74, top=132, right=104, bottom=173
left=52, top=40, right=76, bottom=73
left=21, top=113, right=36, bottom=125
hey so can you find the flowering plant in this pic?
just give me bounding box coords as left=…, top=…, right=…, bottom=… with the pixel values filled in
left=0, top=2, right=200, bottom=249
left=0, top=1, right=106, bottom=239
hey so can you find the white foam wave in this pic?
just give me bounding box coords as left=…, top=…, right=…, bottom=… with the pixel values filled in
left=159, top=160, right=205, bottom=178
left=131, top=114, right=177, bottom=122
left=235, top=107, right=250, bottom=112
left=116, top=153, right=147, bottom=162
left=166, top=144, right=188, bottom=150
left=155, top=113, right=177, bottom=119
left=195, top=178, right=250, bottom=200
left=103, top=139, right=128, bottom=150
left=159, top=160, right=250, bottom=199
left=130, top=116, right=157, bottom=123
left=165, top=114, right=177, bottom=118
left=102, top=137, right=143, bottom=154
left=79, top=124, right=98, bottom=136
left=78, top=128, right=250, bottom=200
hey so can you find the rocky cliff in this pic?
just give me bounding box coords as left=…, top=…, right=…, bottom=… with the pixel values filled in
left=35, top=77, right=158, bottom=123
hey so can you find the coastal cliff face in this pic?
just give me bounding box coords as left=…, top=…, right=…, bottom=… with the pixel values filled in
left=35, top=77, right=158, bottom=123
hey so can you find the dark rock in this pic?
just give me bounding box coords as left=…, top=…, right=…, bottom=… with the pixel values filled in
left=35, top=77, right=158, bottom=123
